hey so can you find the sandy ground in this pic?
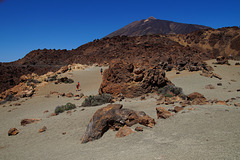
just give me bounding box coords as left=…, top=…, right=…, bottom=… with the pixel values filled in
left=0, top=61, right=240, bottom=160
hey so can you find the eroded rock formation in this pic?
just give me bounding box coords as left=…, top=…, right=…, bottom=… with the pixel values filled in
left=81, top=104, right=155, bottom=143
left=99, top=60, right=171, bottom=98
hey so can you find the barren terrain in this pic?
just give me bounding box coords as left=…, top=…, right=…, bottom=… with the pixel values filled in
left=0, top=60, right=240, bottom=160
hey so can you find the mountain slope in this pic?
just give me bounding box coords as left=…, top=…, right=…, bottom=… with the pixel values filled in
left=106, top=16, right=211, bottom=37
left=168, top=27, right=240, bottom=58
left=1, top=26, right=239, bottom=94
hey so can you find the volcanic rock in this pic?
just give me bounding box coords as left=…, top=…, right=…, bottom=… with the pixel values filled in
left=135, top=126, right=143, bottom=132
left=156, top=107, right=173, bottom=119
left=214, top=56, right=230, bottom=65
left=59, top=66, right=68, bottom=73
left=99, top=59, right=170, bottom=98
left=8, top=128, right=19, bottom=136
left=39, top=126, right=47, bottom=133
left=234, top=103, right=240, bottom=107
left=216, top=101, right=227, bottom=105
left=173, top=106, right=184, bottom=113
left=212, top=73, right=222, bottom=80
left=187, top=92, right=209, bottom=105
left=205, top=84, right=215, bottom=89
left=65, top=92, right=74, bottom=98
left=21, top=118, right=41, bottom=126
left=116, top=125, right=135, bottom=138
left=80, top=104, right=155, bottom=143
left=106, top=17, right=210, bottom=37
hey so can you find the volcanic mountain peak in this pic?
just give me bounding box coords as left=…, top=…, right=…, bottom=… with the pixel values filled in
left=106, top=17, right=211, bottom=37
left=144, top=16, right=156, bottom=22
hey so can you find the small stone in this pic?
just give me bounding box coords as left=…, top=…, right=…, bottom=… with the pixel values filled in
left=66, top=92, right=74, bottom=98
left=234, top=103, right=240, bottom=107
left=135, top=126, right=143, bottom=132
left=51, top=113, right=57, bottom=116
left=173, top=106, right=184, bottom=113
left=21, top=118, right=41, bottom=126
left=8, top=128, right=19, bottom=136
left=14, top=103, right=21, bottom=106
left=116, top=125, right=135, bottom=138
left=44, top=110, right=49, bottom=113
left=216, top=101, right=227, bottom=105
left=39, top=126, right=47, bottom=133
left=217, top=83, right=222, bottom=86
left=62, top=132, right=66, bottom=135
left=58, top=92, right=65, bottom=96
left=140, top=96, right=145, bottom=100
left=205, top=84, right=215, bottom=89
left=156, top=107, right=172, bottom=119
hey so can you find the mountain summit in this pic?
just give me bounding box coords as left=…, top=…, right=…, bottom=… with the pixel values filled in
left=106, top=17, right=211, bottom=37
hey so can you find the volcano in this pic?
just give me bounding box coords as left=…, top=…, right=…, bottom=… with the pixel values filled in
left=106, top=16, right=211, bottom=37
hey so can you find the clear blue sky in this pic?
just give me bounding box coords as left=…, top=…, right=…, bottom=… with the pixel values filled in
left=0, top=0, right=239, bottom=62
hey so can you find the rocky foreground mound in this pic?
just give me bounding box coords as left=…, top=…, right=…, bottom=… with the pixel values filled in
left=81, top=104, right=156, bottom=143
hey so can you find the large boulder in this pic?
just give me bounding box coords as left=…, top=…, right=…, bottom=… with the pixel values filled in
left=81, top=104, right=155, bottom=143
left=99, top=60, right=171, bottom=98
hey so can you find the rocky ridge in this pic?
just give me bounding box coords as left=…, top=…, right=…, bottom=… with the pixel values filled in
left=1, top=27, right=239, bottom=98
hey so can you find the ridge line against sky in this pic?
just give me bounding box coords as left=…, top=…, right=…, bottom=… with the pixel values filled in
left=0, top=0, right=239, bottom=62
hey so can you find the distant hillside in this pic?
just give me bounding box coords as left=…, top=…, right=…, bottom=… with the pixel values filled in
left=1, top=26, right=239, bottom=94
left=106, top=16, right=211, bottom=37
left=0, top=35, right=211, bottom=93
left=168, top=26, right=240, bottom=58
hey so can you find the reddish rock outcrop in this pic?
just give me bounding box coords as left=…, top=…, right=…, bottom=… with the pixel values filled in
left=156, top=107, right=173, bottom=119
left=8, top=128, right=19, bottom=136
left=0, top=82, right=35, bottom=103
left=99, top=60, right=171, bottom=98
left=80, top=104, right=155, bottom=143
left=187, top=92, right=209, bottom=105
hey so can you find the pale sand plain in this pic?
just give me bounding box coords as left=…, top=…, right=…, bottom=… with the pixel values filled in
left=0, top=61, right=240, bottom=160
